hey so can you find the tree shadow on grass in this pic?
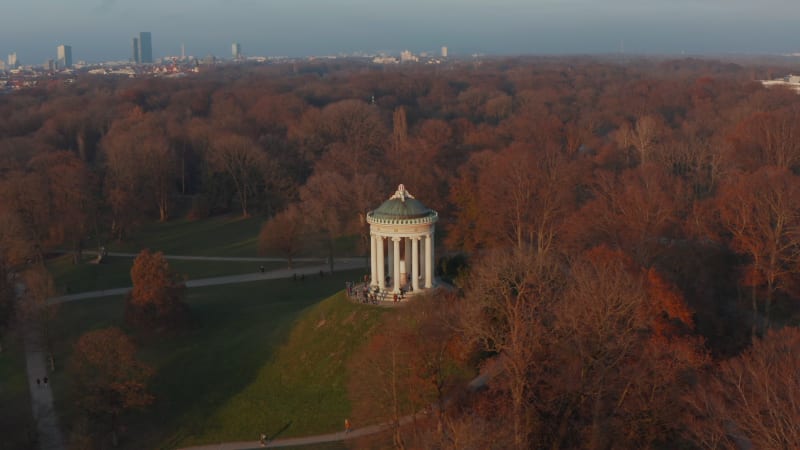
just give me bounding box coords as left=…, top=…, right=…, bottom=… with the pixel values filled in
left=268, top=420, right=292, bottom=442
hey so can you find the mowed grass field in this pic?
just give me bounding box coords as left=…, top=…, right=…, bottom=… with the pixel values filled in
left=102, top=214, right=361, bottom=259
left=49, top=269, right=387, bottom=449
left=108, top=215, right=264, bottom=257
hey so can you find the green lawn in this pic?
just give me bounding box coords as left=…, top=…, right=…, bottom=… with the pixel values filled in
left=0, top=335, right=36, bottom=450
left=103, top=214, right=362, bottom=259
left=107, top=215, right=265, bottom=257
left=47, top=254, right=296, bottom=295
left=50, top=269, right=386, bottom=449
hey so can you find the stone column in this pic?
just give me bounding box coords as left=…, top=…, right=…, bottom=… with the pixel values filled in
left=392, top=237, right=401, bottom=293
left=420, top=235, right=425, bottom=286
left=404, top=238, right=412, bottom=285
left=377, top=235, right=385, bottom=290
left=425, top=232, right=434, bottom=288
left=387, top=239, right=393, bottom=284
left=370, top=234, right=378, bottom=288
left=411, top=236, right=420, bottom=292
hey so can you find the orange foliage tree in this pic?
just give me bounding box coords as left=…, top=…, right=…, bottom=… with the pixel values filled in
left=125, top=249, right=187, bottom=329
left=457, top=246, right=706, bottom=449
left=258, top=204, right=306, bottom=268
left=69, top=327, right=153, bottom=446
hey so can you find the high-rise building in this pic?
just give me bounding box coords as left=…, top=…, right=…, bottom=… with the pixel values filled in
left=44, top=59, right=54, bottom=71
left=57, top=45, right=72, bottom=68
left=441, top=46, right=448, bottom=58
left=139, top=32, right=153, bottom=63
left=232, top=42, right=241, bottom=60
left=132, top=37, right=140, bottom=63
left=8, top=52, right=18, bottom=69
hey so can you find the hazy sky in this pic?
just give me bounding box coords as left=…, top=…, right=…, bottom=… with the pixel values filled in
left=2, top=0, right=800, bottom=63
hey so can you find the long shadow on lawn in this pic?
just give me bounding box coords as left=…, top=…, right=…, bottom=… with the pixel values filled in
left=143, top=271, right=361, bottom=450
left=269, top=421, right=293, bottom=442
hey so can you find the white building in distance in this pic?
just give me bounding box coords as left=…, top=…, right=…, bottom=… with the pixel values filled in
left=400, top=50, right=418, bottom=63
left=761, top=74, right=800, bottom=94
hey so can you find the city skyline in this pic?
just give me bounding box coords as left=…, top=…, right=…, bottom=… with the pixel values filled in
left=2, top=0, right=800, bottom=63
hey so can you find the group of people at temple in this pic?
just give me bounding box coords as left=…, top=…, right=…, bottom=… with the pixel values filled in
left=345, top=279, right=410, bottom=304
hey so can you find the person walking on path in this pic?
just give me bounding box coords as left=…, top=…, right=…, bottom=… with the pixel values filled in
left=259, top=433, right=267, bottom=447
left=344, top=418, right=352, bottom=434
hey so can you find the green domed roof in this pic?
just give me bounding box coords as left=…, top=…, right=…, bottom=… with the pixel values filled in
left=370, top=184, right=436, bottom=221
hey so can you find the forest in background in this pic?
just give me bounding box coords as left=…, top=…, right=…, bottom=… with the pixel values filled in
left=2, top=56, right=800, bottom=448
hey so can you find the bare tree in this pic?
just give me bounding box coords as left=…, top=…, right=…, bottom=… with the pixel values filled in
left=459, top=248, right=562, bottom=450
left=684, top=327, right=800, bottom=450
left=207, top=134, right=267, bottom=217
left=715, top=166, right=800, bottom=333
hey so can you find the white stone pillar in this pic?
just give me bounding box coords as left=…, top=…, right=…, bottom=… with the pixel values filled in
left=404, top=238, right=412, bottom=285
left=392, top=237, right=401, bottom=293
left=387, top=239, right=393, bottom=284
left=411, top=236, right=420, bottom=292
left=425, top=232, right=434, bottom=288
left=420, top=235, right=425, bottom=285
left=377, top=236, right=385, bottom=290
left=370, top=234, right=378, bottom=288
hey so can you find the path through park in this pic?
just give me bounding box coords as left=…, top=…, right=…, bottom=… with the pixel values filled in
left=17, top=283, right=66, bottom=450
left=49, top=256, right=367, bottom=304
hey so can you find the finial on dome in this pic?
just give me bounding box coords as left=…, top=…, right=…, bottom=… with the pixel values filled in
left=390, top=184, right=415, bottom=202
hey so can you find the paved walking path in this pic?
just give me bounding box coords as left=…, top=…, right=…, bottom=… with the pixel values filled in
left=78, top=249, right=366, bottom=264
left=180, top=424, right=386, bottom=450
left=179, top=407, right=423, bottom=450
left=17, top=283, right=66, bottom=450
left=48, top=258, right=368, bottom=304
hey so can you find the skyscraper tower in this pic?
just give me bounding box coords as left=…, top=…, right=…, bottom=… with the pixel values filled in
left=139, top=32, right=153, bottom=63
left=132, top=38, right=140, bottom=63
left=232, top=42, right=241, bottom=60
left=181, top=43, right=186, bottom=61
left=57, top=44, right=72, bottom=68
left=8, top=52, right=18, bottom=69
left=441, top=46, right=448, bottom=58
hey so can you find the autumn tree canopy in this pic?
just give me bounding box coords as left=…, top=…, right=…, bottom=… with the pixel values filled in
left=125, top=249, right=187, bottom=329
left=69, top=327, right=154, bottom=446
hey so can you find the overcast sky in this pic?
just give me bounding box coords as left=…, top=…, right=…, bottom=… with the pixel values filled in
left=2, top=0, right=800, bottom=63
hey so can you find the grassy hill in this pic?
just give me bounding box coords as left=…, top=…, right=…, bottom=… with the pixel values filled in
left=170, top=290, right=387, bottom=448
left=49, top=270, right=386, bottom=449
